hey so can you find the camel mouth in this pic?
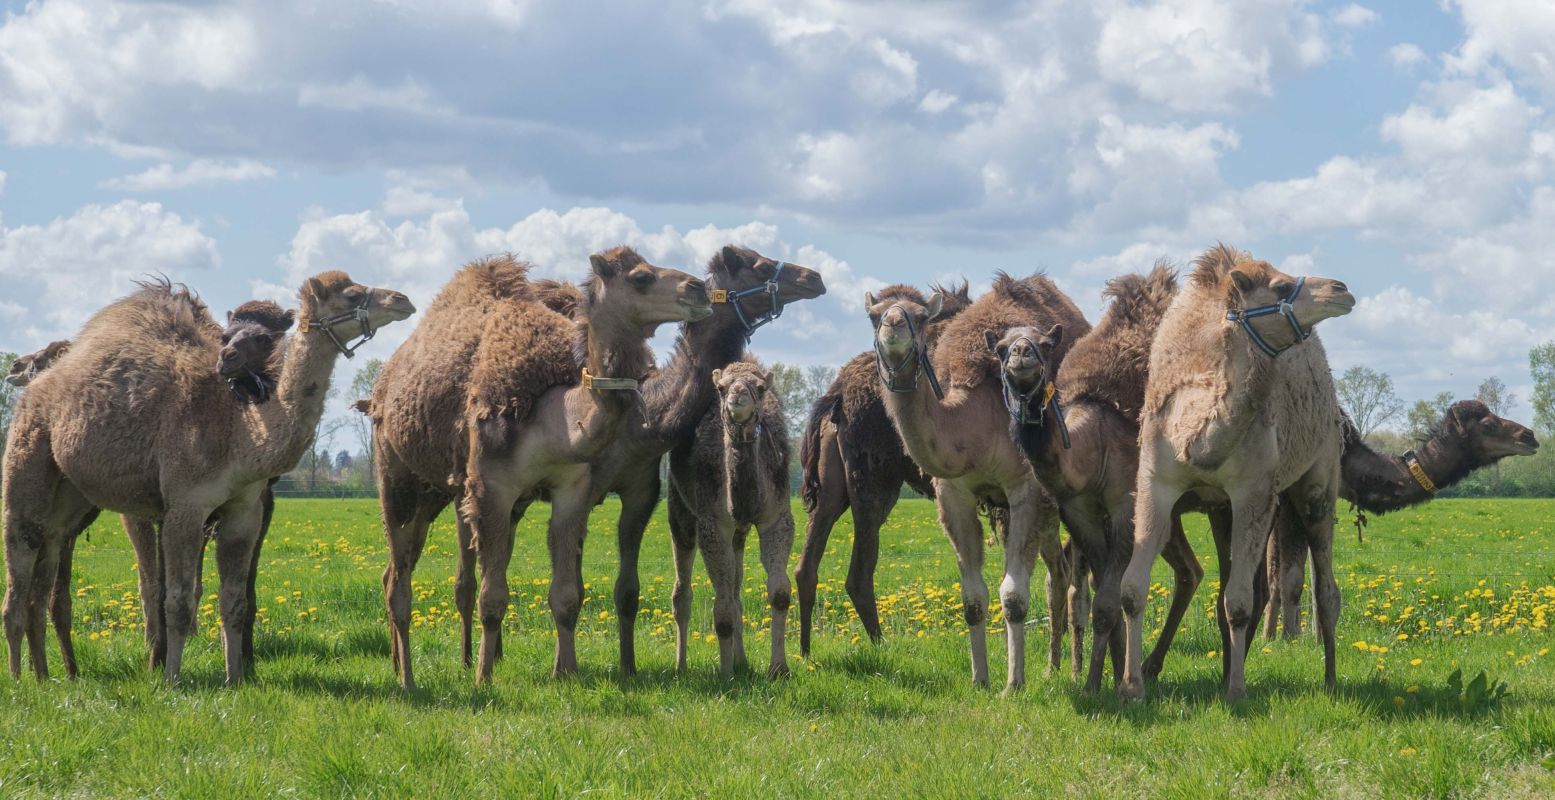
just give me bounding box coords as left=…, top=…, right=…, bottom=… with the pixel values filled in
left=680, top=299, right=714, bottom=321
left=4, top=375, right=26, bottom=388
left=1512, top=433, right=1540, bottom=454
left=791, top=277, right=826, bottom=300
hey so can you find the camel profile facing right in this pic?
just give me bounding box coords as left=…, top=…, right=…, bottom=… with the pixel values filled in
left=1120, top=245, right=1355, bottom=703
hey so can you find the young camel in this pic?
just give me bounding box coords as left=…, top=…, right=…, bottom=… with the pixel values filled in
left=1263, top=401, right=1538, bottom=638
left=991, top=264, right=1179, bottom=693
left=1120, top=245, right=1355, bottom=703
left=4, top=274, right=414, bottom=683
left=372, top=248, right=710, bottom=688
left=666, top=360, right=793, bottom=677
left=794, top=282, right=972, bottom=654
left=868, top=273, right=1090, bottom=690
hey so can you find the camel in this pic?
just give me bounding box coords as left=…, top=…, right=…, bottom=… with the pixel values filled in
left=867, top=273, right=1090, bottom=690
left=666, top=360, right=793, bottom=677
left=794, top=282, right=972, bottom=655
left=5, top=341, right=71, bottom=387
left=1263, top=401, right=1538, bottom=638
left=4, top=274, right=413, bottom=683
left=992, top=264, right=1179, bottom=693
left=449, top=247, right=823, bottom=678
left=1119, top=245, right=1354, bottom=703
left=371, top=248, right=712, bottom=687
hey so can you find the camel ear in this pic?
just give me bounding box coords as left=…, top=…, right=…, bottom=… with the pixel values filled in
left=1230, top=270, right=1256, bottom=294
left=712, top=368, right=723, bottom=386
left=984, top=330, right=1001, bottom=353
left=1041, top=324, right=1064, bottom=351
left=863, top=290, right=877, bottom=309
left=926, top=291, right=945, bottom=320
left=721, top=245, right=749, bottom=274
left=280, top=309, right=297, bottom=331
left=307, top=276, right=329, bottom=301
left=589, top=253, right=617, bottom=279
left=761, top=370, right=774, bottom=394
left=226, top=310, right=235, bottom=325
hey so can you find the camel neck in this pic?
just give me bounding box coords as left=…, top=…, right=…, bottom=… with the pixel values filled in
left=639, top=298, right=747, bottom=446
left=878, top=356, right=971, bottom=478
left=1338, top=416, right=1474, bottom=514
left=723, top=418, right=763, bottom=524
left=264, top=315, right=344, bottom=475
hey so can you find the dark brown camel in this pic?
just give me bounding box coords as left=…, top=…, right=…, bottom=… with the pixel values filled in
left=793, top=281, right=972, bottom=655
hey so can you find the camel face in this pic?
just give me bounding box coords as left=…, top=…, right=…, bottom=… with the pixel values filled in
left=714, top=364, right=769, bottom=426
left=589, top=247, right=713, bottom=327
left=1228, top=260, right=1355, bottom=353
left=991, top=325, right=1063, bottom=393
left=217, top=322, right=284, bottom=378
left=1452, top=400, right=1541, bottom=459
left=718, top=245, right=827, bottom=305
left=866, top=290, right=943, bottom=365
left=5, top=340, right=71, bottom=388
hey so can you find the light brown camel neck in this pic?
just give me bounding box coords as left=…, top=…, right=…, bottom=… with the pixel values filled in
left=562, top=310, right=653, bottom=454
left=723, top=420, right=763, bottom=524
left=1168, top=290, right=1276, bottom=465
left=879, top=360, right=982, bottom=479
left=255, top=314, right=347, bottom=476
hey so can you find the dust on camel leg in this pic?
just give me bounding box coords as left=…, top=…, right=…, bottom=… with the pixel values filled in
left=937, top=480, right=992, bottom=688
left=612, top=474, right=660, bottom=677
left=1222, top=488, right=1277, bottom=704
left=756, top=505, right=795, bottom=679
left=667, top=485, right=698, bottom=672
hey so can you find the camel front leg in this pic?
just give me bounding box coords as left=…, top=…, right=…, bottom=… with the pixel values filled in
left=1059, top=501, right=1112, bottom=694
left=1142, top=513, right=1203, bottom=681
left=212, top=495, right=265, bottom=685
left=1223, top=488, right=1277, bottom=704
left=756, top=506, right=795, bottom=679
left=1060, top=540, right=1089, bottom=679
left=1119, top=463, right=1184, bottom=701
left=240, top=483, right=277, bottom=669
left=122, top=515, right=167, bottom=669
left=794, top=469, right=847, bottom=657
left=159, top=505, right=213, bottom=684
left=454, top=512, right=477, bottom=669
left=936, top=481, right=991, bottom=688
left=667, top=485, right=698, bottom=672
left=698, top=516, right=744, bottom=678
left=544, top=477, right=592, bottom=680
left=2, top=438, right=62, bottom=680
left=380, top=479, right=441, bottom=691
left=613, top=475, right=659, bottom=677
left=1303, top=498, right=1341, bottom=691
left=1273, top=507, right=1309, bottom=641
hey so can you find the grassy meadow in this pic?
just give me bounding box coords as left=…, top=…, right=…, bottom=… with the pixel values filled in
left=2, top=496, right=1553, bottom=797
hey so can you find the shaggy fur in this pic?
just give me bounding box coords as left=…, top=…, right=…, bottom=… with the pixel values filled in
left=532, top=279, right=584, bottom=318
left=934, top=272, right=1087, bottom=389
left=1057, top=263, right=1178, bottom=419
left=464, top=299, right=590, bottom=424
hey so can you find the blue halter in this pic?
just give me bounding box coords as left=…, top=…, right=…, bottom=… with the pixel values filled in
left=720, top=261, right=786, bottom=341
left=1226, top=276, right=1310, bottom=358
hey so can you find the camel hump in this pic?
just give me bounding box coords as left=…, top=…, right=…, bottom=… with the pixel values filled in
left=532, top=279, right=584, bottom=318
left=1057, top=261, right=1179, bottom=419
left=465, top=298, right=584, bottom=424
left=74, top=276, right=221, bottom=356
left=933, top=270, right=1091, bottom=390
left=429, top=254, right=534, bottom=315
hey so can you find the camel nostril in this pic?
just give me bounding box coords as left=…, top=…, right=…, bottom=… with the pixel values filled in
left=1331, top=281, right=1348, bottom=293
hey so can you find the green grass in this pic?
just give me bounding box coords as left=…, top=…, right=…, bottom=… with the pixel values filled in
left=3, top=497, right=1553, bottom=797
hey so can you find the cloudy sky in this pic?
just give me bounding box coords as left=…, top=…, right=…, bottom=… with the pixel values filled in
left=2, top=0, right=1553, bottom=426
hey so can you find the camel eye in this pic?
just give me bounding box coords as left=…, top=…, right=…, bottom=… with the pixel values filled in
left=1271, top=280, right=1294, bottom=296
left=627, top=270, right=655, bottom=288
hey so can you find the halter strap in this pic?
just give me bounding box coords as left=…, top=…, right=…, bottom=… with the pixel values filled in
left=997, top=337, right=1071, bottom=450
left=226, top=365, right=273, bottom=405
left=712, top=261, right=787, bottom=341
left=1403, top=450, right=1438, bottom=494
left=1226, top=276, right=1310, bottom=358
left=871, top=304, right=945, bottom=400
left=580, top=368, right=639, bottom=392
left=299, top=296, right=377, bottom=359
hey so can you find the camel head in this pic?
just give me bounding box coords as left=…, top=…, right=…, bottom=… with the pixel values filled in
left=219, top=301, right=296, bottom=403
left=299, top=271, right=417, bottom=357
left=708, top=245, right=827, bottom=337
left=713, top=362, right=772, bottom=431
left=586, top=246, right=713, bottom=332
left=930, top=279, right=975, bottom=322
left=866, top=288, right=945, bottom=397
left=989, top=325, right=1065, bottom=428
left=1197, top=245, right=1355, bottom=357
left=5, top=340, right=70, bottom=388
left=1445, top=400, right=1540, bottom=460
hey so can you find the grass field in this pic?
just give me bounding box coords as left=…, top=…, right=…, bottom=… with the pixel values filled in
left=2, top=497, right=1553, bottom=797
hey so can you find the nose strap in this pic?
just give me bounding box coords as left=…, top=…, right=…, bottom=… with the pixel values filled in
left=300, top=296, right=376, bottom=358
left=872, top=305, right=945, bottom=400
left=714, top=261, right=788, bottom=341
left=997, top=338, right=1070, bottom=449
left=1226, top=276, right=1310, bottom=358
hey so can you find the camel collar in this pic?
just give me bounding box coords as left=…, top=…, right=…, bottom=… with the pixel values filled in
left=872, top=305, right=945, bottom=400
left=1403, top=450, right=1438, bottom=494
left=300, top=296, right=376, bottom=359
left=998, top=341, right=1070, bottom=450
left=1226, top=276, right=1310, bottom=358
left=712, top=262, right=786, bottom=341
left=226, top=366, right=275, bottom=405
left=581, top=368, right=639, bottom=392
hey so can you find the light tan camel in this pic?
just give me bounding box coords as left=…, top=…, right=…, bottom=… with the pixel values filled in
left=371, top=248, right=710, bottom=688
left=4, top=274, right=413, bottom=683
left=868, top=273, right=1090, bottom=690
left=1119, top=245, right=1354, bottom=702
left=666, top=360, right=793, bottom=677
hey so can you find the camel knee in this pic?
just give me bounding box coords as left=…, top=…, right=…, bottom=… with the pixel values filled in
left=1223, top=593, right=1256, bottom=631
left=164, top=587, right=197, bottom=636
left=1120, top=583, right=1148, bottom=618
left=962, top=599, right=987, bottom=627
left=713, top=600, right=739, bottom=640
left=614, top=579, right=640, bottom=618
left=1000, top=588, right=1029, bottom=625
left=546, top=587, right=579, bottom=631
left=769, top=586, right=791, bottom=613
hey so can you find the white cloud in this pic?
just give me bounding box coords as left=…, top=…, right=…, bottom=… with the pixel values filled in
left=100, top=159, right=277, bottom=192
left=1448, top=0, right=1555, bottom=97
left=1387, top=43, right=1427, bottom=69
left=917, top=89, right=957, bottom=114
left=1332, top=4, right=1379, bottom=29
left=0, top=170, right=6, bottom=195
left=0, top=200, right=220, bottom=345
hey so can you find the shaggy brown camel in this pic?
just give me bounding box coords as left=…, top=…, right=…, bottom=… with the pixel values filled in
left=993, top=264, right=1179, bottom=693
left=868, top=273, right=1090, bottom=690
left=1263, top=401, right=1538, bottom=638
left=1120, top=245, right=1354, bottom=703
left=794, top=282, right=972, bottom=655
left=5, top=341, right=70, bottom=387
left=372, top=248, right=711, bottom=688
left=4, top=274, right=413, bottom=683
left=666, top=360, right=793, bottom=677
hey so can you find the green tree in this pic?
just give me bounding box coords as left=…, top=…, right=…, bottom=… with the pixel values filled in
left=1406, top=392, right=1455, bottom=441
left=1528, top=342, right=1555, bottom=434
left=346, top=358, right=384, bottom=485
left=1475, top=376, right=1516, bottom=417
left=766, top=362, right=837, bottom=434
left=1334, top=365, right=1403, bottom=437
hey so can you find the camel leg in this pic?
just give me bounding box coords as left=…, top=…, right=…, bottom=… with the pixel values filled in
left=3, top=430, right=60, bottom=680
left=846, top=486, right=895, bottom=647
left=240, top=483, right=276, bottom=670
left=1119, top=471, right=1184, bottom=700
left=159, top=505, right=214, bottom=684
left=667, top=485, right=698, bottom=672
left=757, top=506, right=795, bottom=679
left=1275, top=508, right=1309, bottom=641
left=378, top=465, right=444, bottom=691
left=613, top=475, right=659, bottom=677
left=543, top=476, right=591, bottom=680
left=123, top=515, right=167, bottom=669
left=1061, top=540, right=1089, bottom=679
left=1223, top=489, right=1276, bottom=704
left=730, top=526, right=750, bottom=670
left=1060, top=501, right=1113, bottom=694
left=454, top=513, right=477, bottom=669
left=1095, top=506, right=1135, bottom=691
left=1007, top=485, right=1059, bottom=690
left=1299, top=494, right=1341, bottom=691
left=23, top=527, right=63, bottom=681
left=936, top=481, right=991, bottom=688
left=1261, top=525, right=1280, bottom=640
left=1141, top=513, right=1201, bottom=681
left=697, top=515, right=743, bottom=678
left=50, top=523, right=87, bottom=680
left=794, top=469, right=847, bottom=657
left=212, top=494, right=264, bottom=685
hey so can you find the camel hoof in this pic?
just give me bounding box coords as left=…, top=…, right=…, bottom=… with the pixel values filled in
left=1118, top=678, right=1145, bottom=703
left=1223, top=686, right=1246, bottom=705
left=1142, top=658, right=1164, bottom=682
left=768, top=662, right=790, bottom=681
left=1001, top=682, right=1024, bottom=697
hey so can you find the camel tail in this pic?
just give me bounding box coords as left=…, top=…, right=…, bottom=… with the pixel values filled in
left=799, top=389, right=842, bottom=513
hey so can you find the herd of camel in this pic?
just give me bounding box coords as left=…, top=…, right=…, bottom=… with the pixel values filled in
left=0, top=242, right=1540, bottom=703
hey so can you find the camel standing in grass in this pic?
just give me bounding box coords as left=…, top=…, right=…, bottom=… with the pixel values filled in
left=667, top=360, right=793, bottom=677
left=4, top=274, right=414, bottom=683
left=868, top=273, right=1090, bottom=690
left=794, top=282, right=971, bottom=654
left=993, top=264, right=1179, bottom=693
left=1120, top=245, right=1354, bottom=702
left=1263, top=401, right=1538, bottom=638
left=371, top=249, right=711, bottom=687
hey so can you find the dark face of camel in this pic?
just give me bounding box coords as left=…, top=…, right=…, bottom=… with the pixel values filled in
left=1229, top=260, right=1355, bottom=351
left=716, top=245, right=828, bottom=305
left=589, top=248, right=713, bottom=327
left=866, top=290, right=943, bottom=365
left=1449, top=400, right=1540, bottom=460
left=217, top=321, right=285, bottom=379
left=991, top=325, right=1063, bottom=392
left=714, top=365, right=770, bottom=426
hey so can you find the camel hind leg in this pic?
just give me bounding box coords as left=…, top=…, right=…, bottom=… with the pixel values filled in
left=3, top=425, right=63, bottom=680
left=1060, top=540, right=1089, bottom=679
left=378, top=462, right=446, bottom=691
left=1222, top=489, right=1277, bottom=704
left=122, top=515, right=166, bottom=669
left=454, top=512, right=477, bottom=669
left=844, top=475, right=896, bottom=648
left=612, top=473, right=660, bottom=677
left=794, top=440, right=849, bottom=657
left=1142, top=513, right=1203, bottom=681
left=51, top=514, right=96, bottom=680
left=667, top=483, right=698, bottom=672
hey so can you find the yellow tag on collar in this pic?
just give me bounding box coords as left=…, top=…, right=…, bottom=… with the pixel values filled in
left=1040, top=382, right=1056, bottom=408
left=710, top=289, right=730, bottom=303
left=298, top=318, right=311, bottom=334
left=1407, top=458, right=1437, bottom=494
left=581, top=367, right=595, bottom=390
